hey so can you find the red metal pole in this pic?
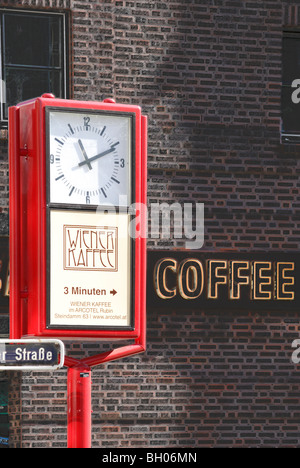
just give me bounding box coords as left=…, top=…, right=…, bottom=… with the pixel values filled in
left=67, top=364, right=92, bottom=448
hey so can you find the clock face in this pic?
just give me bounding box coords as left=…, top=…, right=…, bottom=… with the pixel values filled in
left=47, top=109, right=133, bottom=207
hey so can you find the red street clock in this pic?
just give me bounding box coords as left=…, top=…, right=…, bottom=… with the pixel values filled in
left=9, top=94, right=147, bottom=340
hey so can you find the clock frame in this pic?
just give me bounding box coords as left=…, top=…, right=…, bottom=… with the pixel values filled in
left=46, top=107, right=135, bottom=208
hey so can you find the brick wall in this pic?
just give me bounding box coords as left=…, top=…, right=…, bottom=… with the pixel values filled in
left=4, top=0, right=300, bottom=448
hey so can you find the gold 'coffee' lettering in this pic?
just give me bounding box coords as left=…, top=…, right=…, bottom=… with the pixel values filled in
left=207, top=260, right=227, bottom=299
left=230, top=261, right=250, bottom=300
left=178, top=259, right=204, bottom=300
left=252, top=262, right=272, bottom=300
left=153, top=258, right=295, bottom=302
left=276, top=262, right=295, bottom=300
left=154, top=258, right=177, bottom=299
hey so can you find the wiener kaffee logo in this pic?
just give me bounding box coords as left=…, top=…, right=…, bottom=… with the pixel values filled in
left=63, top=224, right=118, bottom=271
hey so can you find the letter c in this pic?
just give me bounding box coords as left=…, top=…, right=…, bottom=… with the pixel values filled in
left=154, top=258, right=177, bottom=299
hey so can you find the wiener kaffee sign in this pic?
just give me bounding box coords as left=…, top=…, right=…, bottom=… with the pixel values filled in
left=147, top=251, right=300, bottom=310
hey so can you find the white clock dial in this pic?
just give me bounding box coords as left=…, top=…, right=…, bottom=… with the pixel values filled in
left=47, top=109, right=132, bottom=206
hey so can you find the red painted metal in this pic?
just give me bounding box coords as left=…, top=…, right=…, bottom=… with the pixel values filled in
left=67, top=364, right=92, bottom=448
left=9, top=106, right=21, bottom=340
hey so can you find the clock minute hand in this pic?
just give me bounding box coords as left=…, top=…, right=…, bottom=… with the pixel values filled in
left=78, top=146, right=115, bottom=168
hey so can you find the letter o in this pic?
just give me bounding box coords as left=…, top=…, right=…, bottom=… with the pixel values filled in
left=178, top=259, right=204, bottom=299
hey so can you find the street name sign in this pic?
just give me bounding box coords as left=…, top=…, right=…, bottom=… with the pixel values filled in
left=0, top=339, right=65, bottom=370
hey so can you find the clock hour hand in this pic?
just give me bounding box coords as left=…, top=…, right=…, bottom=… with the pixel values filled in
left=78, top=139, right=92, bottom=170
left=78, top=146, right=115, bottom=168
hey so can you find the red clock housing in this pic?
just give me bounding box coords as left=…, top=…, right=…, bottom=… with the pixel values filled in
left=9, top=94, right=147, bottom=344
